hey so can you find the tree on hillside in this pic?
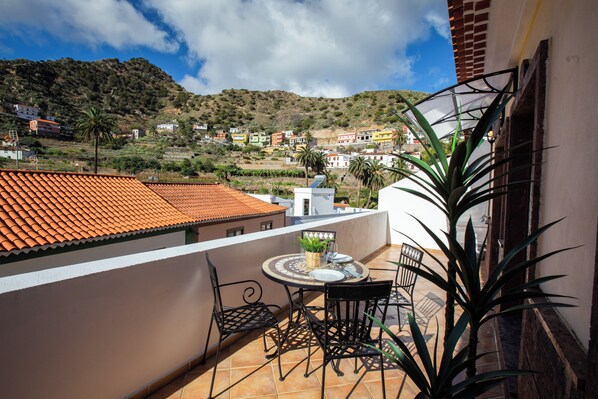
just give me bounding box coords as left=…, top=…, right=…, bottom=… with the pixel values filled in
left=312, top=151, right=328, bottom=174
left=303, top=131, right=314, bottom=147
left=296, top=146, right=316, bottom=187
left=348, top=155, right=367, bottom=207
left=362, top=159, right=386, bottom=208
left=77, top=107, right=115, bottom=173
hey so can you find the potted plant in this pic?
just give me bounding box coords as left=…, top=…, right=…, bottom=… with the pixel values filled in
left=298, top=236, right=329, bottom=269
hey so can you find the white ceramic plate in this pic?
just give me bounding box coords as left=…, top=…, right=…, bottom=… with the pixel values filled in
left=309, top=269, right=345, bottom=282
left=331, top=253, right=353, bottom=263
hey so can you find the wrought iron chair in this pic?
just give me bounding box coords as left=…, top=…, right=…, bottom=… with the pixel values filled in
left=202, top=253, right=284, bottom=399
left=303, top=280, right=393, bottom=399
left=369, top=243, right=423, bottom=330
left=301, top=229, right=337, bottom=243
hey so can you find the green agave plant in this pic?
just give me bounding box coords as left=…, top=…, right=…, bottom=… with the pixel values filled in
left=388, top=89, right=529, bottom=340
left=401, top=216, right=577, bottom=377
left=369, top=313, right=527, bottom=398
left=297, top=236, right=329, bottom=252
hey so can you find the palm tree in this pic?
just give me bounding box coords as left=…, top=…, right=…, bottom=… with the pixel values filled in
left=321, top=170, right=339, bottom=191
left=77, top=107, right=115, bottom=173
left=303, top=131, right=314, bottom=147
left=296, top=146, right=316, bottom=186
left=348, top=156, right=367, bottom=207
left=363, top=159, right=385, bottom=208
left=388, top=157, right=405, bottom=182
left=312, top=151, right=328, bottom=174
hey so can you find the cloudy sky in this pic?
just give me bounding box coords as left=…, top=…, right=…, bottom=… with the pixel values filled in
left=0, top=0, right=455, bottom=97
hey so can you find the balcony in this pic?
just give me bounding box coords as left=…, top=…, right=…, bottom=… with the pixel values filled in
left=0, top=211, right=502, bottom=398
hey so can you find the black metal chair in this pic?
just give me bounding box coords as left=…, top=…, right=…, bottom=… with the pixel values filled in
left=202, top=253, right=284, bottom=399
left=303, top=280, right=393, bottom=399
left=369, top=243, right=424, bottom=330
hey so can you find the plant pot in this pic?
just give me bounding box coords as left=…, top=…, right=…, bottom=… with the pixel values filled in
left=305, top=251, right=322, bottom=270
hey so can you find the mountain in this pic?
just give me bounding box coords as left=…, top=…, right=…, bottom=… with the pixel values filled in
left=0, top=58, right=428, bottom=135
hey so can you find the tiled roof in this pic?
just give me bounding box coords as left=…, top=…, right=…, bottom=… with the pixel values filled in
left=0, top=170, right=197, bottom=257
left=146, top=183, right=287, bottom=223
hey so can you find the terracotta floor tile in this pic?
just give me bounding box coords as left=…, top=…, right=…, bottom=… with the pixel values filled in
left=181, top=369, right=230, bottom=399
left=277, top=389, right=322, bottom=399
left=365, top=376, right=418, bottom=399
left=229, top=365, right=279, bottom=398
left=274, top=361, right=321, bottom=394
left=321, top=382, right=374, bottom=399
left=146, top=376, right=184, bottom=399
left=230, top=339, right=278, bottom=368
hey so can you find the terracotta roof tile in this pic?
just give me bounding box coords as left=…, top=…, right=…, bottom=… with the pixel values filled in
left=0, top=170, right=197, bottom=257
left=146, top=183, right=287, bottom=223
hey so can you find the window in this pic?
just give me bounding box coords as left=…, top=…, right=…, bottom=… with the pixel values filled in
left=303, top=199, right=310, bottom=216
left=260, top=221, right=273, bottom=231
left=226, top=227, right=244, bottom=237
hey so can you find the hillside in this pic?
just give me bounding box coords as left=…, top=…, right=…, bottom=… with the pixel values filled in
left=0, top=58, right=427, bottom=135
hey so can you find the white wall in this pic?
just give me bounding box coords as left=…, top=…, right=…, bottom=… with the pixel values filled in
left=293, top=188, right=334, bottom=216
left=379, top=170, right=447, bottom=249
left=0, top=211, right=388, bottom=399
left=0, top=230, right=187, bottom=278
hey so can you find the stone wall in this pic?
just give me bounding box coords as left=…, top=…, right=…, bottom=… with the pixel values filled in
left=518, top=300, right=587, bottom=398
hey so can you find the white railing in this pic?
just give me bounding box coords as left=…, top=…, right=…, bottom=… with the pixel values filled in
left=0, top=210, right=388, bottom=399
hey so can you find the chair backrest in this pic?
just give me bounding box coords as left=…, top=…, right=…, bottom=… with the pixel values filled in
left=324, top=280, right=392, bottom=345
left=301, top=230, right=336, bottom=242
left=395, top=243, right=424, bottom=294
left=206, top=253, right=225, bottom=325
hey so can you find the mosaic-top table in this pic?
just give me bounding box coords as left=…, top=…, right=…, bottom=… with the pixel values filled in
left=262, top=253, right=369, bottom=289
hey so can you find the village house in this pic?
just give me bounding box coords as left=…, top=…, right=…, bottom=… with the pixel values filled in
left=337, top=131, right=356, bottom=145
left=29, top=118, right=60, bottom=138
left=13, top=104, right=39, bottom=120
left=270, top=131, right=285, bottom=146
left=249, top=132, right=270, bottom=147
left=325, top=152, right=352, bottom=169
left=145, top=183, right=287, bottom=241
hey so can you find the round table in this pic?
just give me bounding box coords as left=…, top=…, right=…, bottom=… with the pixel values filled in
left=262, top=253, right=369, bottom=289
left=262, top=253, right=370, bottom=334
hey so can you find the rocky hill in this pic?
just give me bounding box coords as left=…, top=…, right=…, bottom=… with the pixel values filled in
left=0, top=57, right=427, bottom=136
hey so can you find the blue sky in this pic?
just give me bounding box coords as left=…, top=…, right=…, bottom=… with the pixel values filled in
left=0, top=0, right=455, bottom=97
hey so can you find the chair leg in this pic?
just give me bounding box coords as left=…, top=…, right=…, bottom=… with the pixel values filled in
left=396, top=304, right=402, bottom=332
left=304, top=329, right=313, bottom=377
left=320, top=360, right=327, bottom=399
left=354, top=357, right=358, bottom=374
left=201, top=316, right=214, bottom=364
left=380, top=354, right=387, bottom=399
left=262, top=328, right=268, bottom=352
left=276, top=325, right=284, bottom=381
left=208, top=334, right=223, bottom=399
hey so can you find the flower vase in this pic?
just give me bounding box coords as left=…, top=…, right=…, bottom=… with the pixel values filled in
left=305, top=251, right=322, bottom=270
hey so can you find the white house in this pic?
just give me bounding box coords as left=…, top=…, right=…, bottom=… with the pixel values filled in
left=156, top=123, right=178, bottom=132
left=325, top=153, right=353, bottom=169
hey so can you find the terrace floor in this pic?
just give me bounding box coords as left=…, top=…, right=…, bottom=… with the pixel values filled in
left=148, top=245, right=505, bottom=399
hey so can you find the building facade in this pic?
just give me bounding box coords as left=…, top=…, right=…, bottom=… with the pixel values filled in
left=337, top=132, right=356, bottom=145
left=448, top=1, right=598, bottom=398
left=29, top=119, right=60, bottom=138
left=14, top=104, right=39, bottom=121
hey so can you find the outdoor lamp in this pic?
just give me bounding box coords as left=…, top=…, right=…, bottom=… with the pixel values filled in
left=486, top=130, right=496, bottom=144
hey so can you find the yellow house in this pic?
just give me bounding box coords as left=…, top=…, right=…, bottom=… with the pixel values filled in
left=231, top=133, right=248, bottom=146
left=372, top=129, right=394, bottom=144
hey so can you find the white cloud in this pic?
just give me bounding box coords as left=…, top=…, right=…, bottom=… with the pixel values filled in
left=145, top=0, right=450, bottom=97
left=0, top=0, right=452, bottom=97
left=0, top=0, right=178, bottom=52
